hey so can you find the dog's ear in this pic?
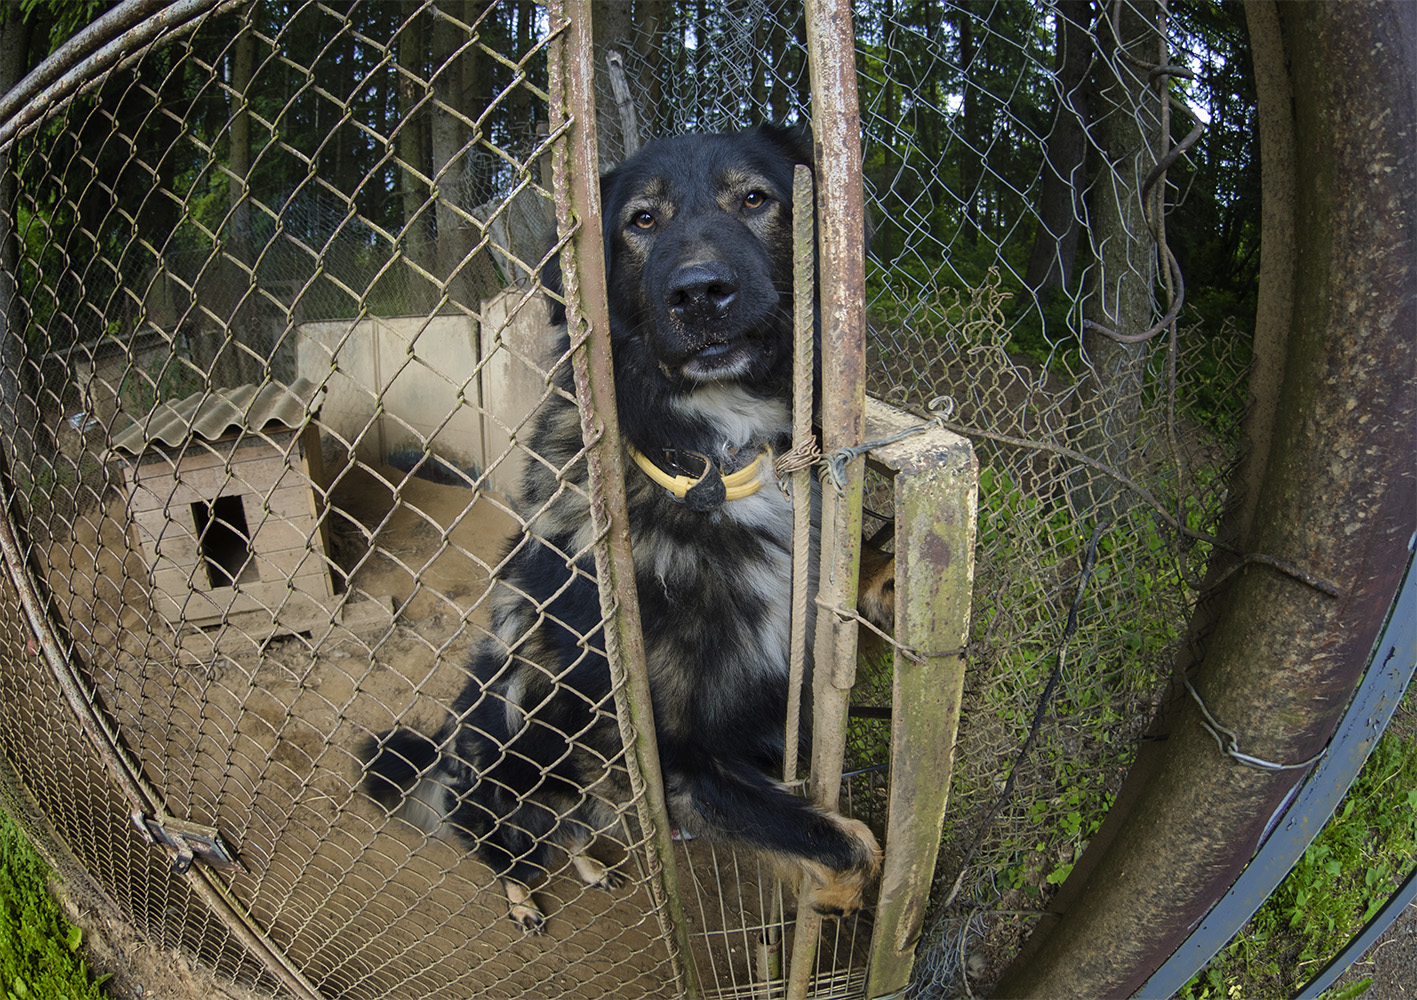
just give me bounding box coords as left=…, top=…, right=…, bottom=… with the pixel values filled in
left=540, top=252, right=566, bottom=325
left=760, top=121, right=877, bottom=252
left=542, top=166, right=625, bottom=326
left=756, top=121, right=815, bottom=171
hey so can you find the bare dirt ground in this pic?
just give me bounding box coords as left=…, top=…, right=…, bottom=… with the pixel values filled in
left=56, top=884, right=268, bottom=1000
left=34, top=460, right=868, bottom=1000
left=1329, top=901, right=1417, bottom=1000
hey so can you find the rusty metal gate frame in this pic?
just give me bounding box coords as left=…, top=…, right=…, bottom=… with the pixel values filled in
left=547, top=3, right=978, bottom=998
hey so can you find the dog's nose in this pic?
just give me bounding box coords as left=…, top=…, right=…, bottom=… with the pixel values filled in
left=666, top=262, right=739, bottom=319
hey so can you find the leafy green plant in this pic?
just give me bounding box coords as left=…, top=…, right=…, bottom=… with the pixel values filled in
left=1, top=809, right=110, bottom=1000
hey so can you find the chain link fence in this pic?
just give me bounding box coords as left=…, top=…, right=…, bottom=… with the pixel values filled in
left=0, top=2, right=1270, bottom=998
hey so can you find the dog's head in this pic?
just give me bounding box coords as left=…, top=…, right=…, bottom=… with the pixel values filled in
left=547, top=125, right=813, bottom=393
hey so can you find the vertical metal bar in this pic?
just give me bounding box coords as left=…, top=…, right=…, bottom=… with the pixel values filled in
left=788, top=1, right=868, bottom=996
left=862, top=400, right=977, bottom=999
left=547, top=5, right=699, bottom=997
left=760, top=160, right=814, bottom=1000
left=783, top=163, right=816, bottom=787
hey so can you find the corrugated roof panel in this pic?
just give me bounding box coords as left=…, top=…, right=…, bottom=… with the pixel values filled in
left=108, top=378, right=324, bottom=457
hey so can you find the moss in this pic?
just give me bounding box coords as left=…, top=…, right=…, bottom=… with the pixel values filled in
left=1, top=810, right=110, bottom=1000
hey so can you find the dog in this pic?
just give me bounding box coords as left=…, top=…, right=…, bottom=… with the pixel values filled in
left=361, top=125, right=884, bottom=932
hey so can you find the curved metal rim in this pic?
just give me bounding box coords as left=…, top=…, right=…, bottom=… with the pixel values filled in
left=1138, top=544, right=1416, bottom=997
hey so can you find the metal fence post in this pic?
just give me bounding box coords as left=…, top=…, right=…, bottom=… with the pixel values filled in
left=548, top=3, right=699, bottom=996
left=787, top=0, right=869, bottom=995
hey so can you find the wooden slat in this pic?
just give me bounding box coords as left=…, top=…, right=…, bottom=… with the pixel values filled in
left=150, top=577, right=333, bottom=625
left=131, top=432, right=296, bottom=475
left=174, top=596, right=392, bottom=663
left=141, top=519, right=322, bottom=564
left=167, top=456, right=306, bottom=495
left=151, top=563, right=331, bottom=597
left=863, top=396, right=977, bottom=999
left=128, top=482, right=315, bottom=521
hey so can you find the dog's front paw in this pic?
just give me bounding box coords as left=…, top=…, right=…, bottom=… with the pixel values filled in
left=806, top=818, right=882, bottom=918
left=592, top=869, right=625, bottom=892
left=571, top=853, right=624, bottom=892
left=502, top=880, right=547, bottom=934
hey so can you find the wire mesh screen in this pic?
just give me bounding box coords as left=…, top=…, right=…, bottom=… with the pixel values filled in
left=0, top=573, right=287, bottom=995
left=3, top=3, right=684, bottom=997
left=0, top=1, right=1256, bottom=998
left=853, top=5, right=1251, bottom=994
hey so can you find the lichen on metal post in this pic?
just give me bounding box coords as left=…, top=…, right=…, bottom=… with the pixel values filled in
left=548, top=4, right=697, bottom=996
left=862, top=398, right=977, bottom=999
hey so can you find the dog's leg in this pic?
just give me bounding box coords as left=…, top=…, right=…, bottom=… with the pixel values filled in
left=570, top=850, right=624, bottom=891
left=857, top=539, right=895, bottom=632
left=687, top=766, right=882, bottom=917
left=561, top=821, right=624, bottom=891
left=776, top=816, right=882, bottom=917
left=448, top=784, right=555, bottom=933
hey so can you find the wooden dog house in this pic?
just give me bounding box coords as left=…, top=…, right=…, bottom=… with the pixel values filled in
left=110, top=378, right=337, bottom=637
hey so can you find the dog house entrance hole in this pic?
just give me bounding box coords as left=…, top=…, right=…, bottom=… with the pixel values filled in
left=192, top=495, right=258, bottom=588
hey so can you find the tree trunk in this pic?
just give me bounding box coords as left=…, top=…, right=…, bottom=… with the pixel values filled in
left=224, top=15, right=257, bottom=360
left=765, top=5, right=788, bottom=123
left=1070, top=0, right=1164, bottom=521
left=430, top=1, right=498, bottom=313
left=591, top=0, right=640, bottom=168
left=751, top=2, right=767, bottom=122
left=399, top=9, right=437, bottom=313
left=634, top=0, right=663, bottom=136
left=431, top=1, right=466, bottom=313
left=0, top=12, right=39, bottom=471
left=1024, top=0, right=1092, bottom=298
left=957, top=5, right=982, bottom=249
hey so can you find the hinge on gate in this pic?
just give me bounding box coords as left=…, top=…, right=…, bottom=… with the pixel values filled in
left=132, top=813, right=244, bottom=875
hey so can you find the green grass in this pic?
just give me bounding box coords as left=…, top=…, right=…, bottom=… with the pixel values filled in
left=1179, top=711, right=1417, bottom=1000
left=1, top=809, right=110, bottom=1000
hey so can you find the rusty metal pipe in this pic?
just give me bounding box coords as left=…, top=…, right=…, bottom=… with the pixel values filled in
left=548, top=4, right=699, bottom=996
left=787, top=0, right=870, bottom=996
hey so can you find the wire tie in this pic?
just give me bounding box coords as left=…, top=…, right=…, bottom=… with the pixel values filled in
left=820, top=419, right=939, bottom=494
left=816, top=397, right=962, bottom=494
left=773, top=435, right=821, bottom=497
left=1184, top=674, right=1328, bottom=771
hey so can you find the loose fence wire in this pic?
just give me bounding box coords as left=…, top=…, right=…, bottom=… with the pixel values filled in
left=0, top=2, right=1270, bottom=999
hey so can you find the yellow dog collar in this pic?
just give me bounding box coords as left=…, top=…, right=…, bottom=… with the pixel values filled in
left=627, top=444, right=769, bottom=508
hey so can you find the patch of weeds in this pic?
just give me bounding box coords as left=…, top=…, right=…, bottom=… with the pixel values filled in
left=1178, top=716, right=1417, bottom=1000
left=947, top=463, right=1201, bottom=907
left=1, top=809, right=111, bottom=999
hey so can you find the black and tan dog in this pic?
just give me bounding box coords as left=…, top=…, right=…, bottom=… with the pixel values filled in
left=361, top=126, right=884, bottom=931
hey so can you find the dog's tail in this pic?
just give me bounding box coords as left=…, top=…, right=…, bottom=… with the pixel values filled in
left=359, top=727, right=450, bottom=835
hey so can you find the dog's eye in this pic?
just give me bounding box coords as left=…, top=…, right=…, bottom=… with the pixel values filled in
left=632, top=211, right=656, bottom=230
left=743, top=191, right=767, bottom=210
